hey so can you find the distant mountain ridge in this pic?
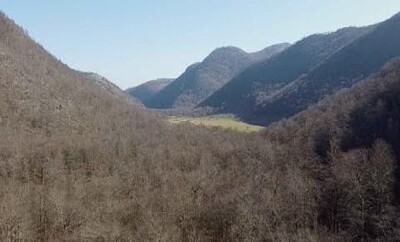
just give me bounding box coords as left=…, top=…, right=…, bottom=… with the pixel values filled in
left=126, top=78, right=174, bottom=103
left=251, top=13, right=400, bottom=125
left=199, top=25, right=375, bottom=120
left=142, top=43, right=290, bottom=108
left=3, top=9, right=400, bottom=241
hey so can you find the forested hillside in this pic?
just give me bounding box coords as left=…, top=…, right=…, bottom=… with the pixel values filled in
left=144, top=44, right=289, bottom=109
left=252, top=12, right=400, bottom=125
left=199, top=26, right=373, bottom=118
left=264, top=58, right=400, bottom=240
left=126, top=78, right=174, bottom=103
left=0, top=12, right=140, bottom=135
left=1, top=10, right=400, bottom=242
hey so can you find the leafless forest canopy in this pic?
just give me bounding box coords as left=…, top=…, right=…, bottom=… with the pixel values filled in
left=1, top=11, right=400, bottom=241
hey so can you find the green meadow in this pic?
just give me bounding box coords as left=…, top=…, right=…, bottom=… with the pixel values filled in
left=168, top=115, right=264, bottom=133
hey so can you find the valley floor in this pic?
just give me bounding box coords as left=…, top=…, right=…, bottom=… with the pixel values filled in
left=167, top=115, right=264, bottom=132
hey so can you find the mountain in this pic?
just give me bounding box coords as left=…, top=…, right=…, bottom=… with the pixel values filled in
left=263, top=57, right=400, bottom=240
left=0, top=12, right=140, bottom=135
left=2, top=10, right=400, bottom=241
left=251, top=12, right=400, bottom=125
left=144, top=43, right=290, bottom=109
left=250, top=43, right=292, bottom=62
left=84, top=72, right=122, bottom=94
left=199, top=25, right=375, bottom=122
left=267, top=57, right=400, bottom=158
left=126, top=78, right=174, bottom=103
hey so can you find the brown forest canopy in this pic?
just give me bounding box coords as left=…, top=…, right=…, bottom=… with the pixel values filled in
left=1, top=11, right=400, bottom=241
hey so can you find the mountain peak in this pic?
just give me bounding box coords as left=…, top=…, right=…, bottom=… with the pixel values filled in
left=212, top=46, right=246, bottom=53
left=143, top=43, right=288, bottom=109
left=199, top=24, right=375, bottom=123
left=206, top=46, right=248, bottom=60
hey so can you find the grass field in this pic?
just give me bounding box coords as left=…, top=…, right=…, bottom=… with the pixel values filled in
left=168, top=115, right=264, bottom=133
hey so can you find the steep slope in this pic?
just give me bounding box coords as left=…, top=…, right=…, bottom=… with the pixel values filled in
left=267, top=57, right=400, bottom=157
left=2, top=11, right=400, bottom=241
left=250, top=43, right=292, bottom=62
left=0, top=12, right=141, bottom=135
left=199, top=25, right=374, bottom=118
left=264, top=58, right=400, bottom=241
left=145, top=43, right=289, bottom=109
left=253, top=12, right=400, bottom=125
left=84, top=72, right=124, bottom=96
left=126, top=78, right=174, bottom=103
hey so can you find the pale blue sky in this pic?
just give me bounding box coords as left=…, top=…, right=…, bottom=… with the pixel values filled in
left=1, top=0, right=400, bottom=89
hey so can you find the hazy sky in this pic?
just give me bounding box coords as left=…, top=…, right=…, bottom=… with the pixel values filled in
left=1, top=0, right=400, bottom=89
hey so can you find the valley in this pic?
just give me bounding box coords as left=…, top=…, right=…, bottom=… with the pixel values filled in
left=167, top=115, right=264, bottom=132
left=1, top=4, right=400, bottom=241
